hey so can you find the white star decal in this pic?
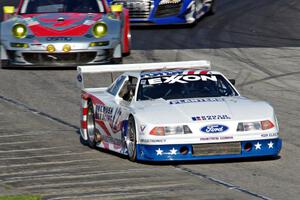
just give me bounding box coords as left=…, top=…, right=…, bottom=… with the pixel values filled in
left=268, top=141, right=274, bottom=149
left=156, top=148, right=163, bottom=155
left=170, top=148, right=177, bottom=155
left=254, top=142, right=262, bottom=150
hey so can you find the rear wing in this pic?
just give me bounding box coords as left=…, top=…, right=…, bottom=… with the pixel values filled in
left=77, top=60, right=211, bottom=89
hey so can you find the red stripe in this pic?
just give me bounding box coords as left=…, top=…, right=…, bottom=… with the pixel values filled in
left=81, top=92, right=89, bottom=100
left=113, top=144, right=122, bottom=150
left=82, top=108, right=88, bottom=115
left=96, top=120, right=111, bottom=136
left=81, top=121, right=87, bottom=129
left=200, top=70, right=208, bottom=74
left=29, top=24, right=90, bottom=37
left=81, top=91, right=105, bottom=105
left=102, top=141, right=110, bottom=149
left=122, top=8, right=130, bottom=54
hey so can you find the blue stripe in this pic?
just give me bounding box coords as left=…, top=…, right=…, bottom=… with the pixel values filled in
left=136, top=138, right=282, bottom=161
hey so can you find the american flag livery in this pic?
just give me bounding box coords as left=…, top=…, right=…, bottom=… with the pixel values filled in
left=77, top=61, right=282, bottom=162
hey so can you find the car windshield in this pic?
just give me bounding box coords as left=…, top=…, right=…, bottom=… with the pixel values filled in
left=20, top=0, right=104, bottom=14
left=137, top=73, right=238, bottom=101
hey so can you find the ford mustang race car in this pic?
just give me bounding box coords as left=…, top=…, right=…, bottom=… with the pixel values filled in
left=108, top=0, right=215, bottom=25
left=77, top=60, right=282, bottom=162
left=0, top=0, right=131, bottom=68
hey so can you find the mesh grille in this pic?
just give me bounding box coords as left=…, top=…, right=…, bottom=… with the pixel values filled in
left=113, top=0, right=153, bottom=19
left=22, top=52, right=100, bottom=65
left=192, top=142, right=241, bottom=156
left=155, top=3, right=182, bottom=18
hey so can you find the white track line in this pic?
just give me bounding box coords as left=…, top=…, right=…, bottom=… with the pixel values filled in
left=0, top=146, right=66, bottom=153
left=0, top=141, right=41, bottom=145
left=0, top=130, right=73, bottom=138
left=0, top=167, right=167, bottom=179
left=46, top=184, right=187, bottom=200
left=3, top=168, right=171, bottom=183
left=20, top=177, right=184, bottom=190
left=0, top=151, right=97, bottom=161
left=0, top=158, right=110, bottom=169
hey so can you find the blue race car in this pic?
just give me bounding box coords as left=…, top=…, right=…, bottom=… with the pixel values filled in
left=108, top=0, right=215, bottom=25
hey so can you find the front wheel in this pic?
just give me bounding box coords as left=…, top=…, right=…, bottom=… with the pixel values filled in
left=111, top=57, right=123, bottom=64
left=203, top=0, right=215, bottom=15
left=126, top=116, right=137, bottom=161
left=0, top=60, right=10, bottom=69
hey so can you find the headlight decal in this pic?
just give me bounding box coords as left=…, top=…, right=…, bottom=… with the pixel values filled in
left=92, top=22, right=107, bottom=38
left=237, top=120, right=275, bottom=132
left=12, top=23, right=27, bottom=39
left=150, top=125, right=192, bottom=136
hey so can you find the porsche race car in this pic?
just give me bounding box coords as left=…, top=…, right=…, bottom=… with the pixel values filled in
left=0, top=0, right=131, bottom=68
left=77, top=60, right=282, bottom=162
left=108, top=0, right=215, bottom=25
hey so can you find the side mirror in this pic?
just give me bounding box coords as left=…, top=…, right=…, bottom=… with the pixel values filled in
left=3, top=6, right=15, bottom=14
left=111, top=4, right=123, bottom=13
left=229, top=79, right=236, bottom=85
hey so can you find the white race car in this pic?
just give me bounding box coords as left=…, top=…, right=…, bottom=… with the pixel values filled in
left=77, top=61, right=282, bottom=162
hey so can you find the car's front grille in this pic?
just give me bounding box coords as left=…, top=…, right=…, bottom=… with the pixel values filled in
left=192, top=142, right=241, bottom=156
left=113, top=0, right=153, bottom=19
left=23, top=52, right=97, bottom=64
left=155, top=2, right=182, bottom=18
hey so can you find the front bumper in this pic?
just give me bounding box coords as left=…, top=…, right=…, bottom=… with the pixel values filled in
left=112, top=0, right=195, bottom=25
left=118, top=0, right=211, bottom=25
left=4, top=40, right=120, bottom=67
left=136, top=138, right=282, bottom=161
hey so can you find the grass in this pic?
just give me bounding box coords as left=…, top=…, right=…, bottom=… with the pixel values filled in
left=0, top=195, right=41, bottom=200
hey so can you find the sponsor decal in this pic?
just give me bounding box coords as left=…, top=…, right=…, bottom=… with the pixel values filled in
left=95, top=104, right=113, bottom=121
left=46, top=37, right=72, bottom=41
left=147, top=75, right=217, bottom=85
left=95, top=105, right=124, bottom=133
left=201, top=124, right=229, bottom=133
left=141, top=69, right=208, bottom=78
left=111, top=107, right=122, bottom=132
left=200, top=136, right=234, bottom=141
left=140, top=139, right=167, bottom=143
left=261, top=133, right=278, bottom=137
left=192, top=114, right=231, bottom=121
left=170, top=97, right=225, bottom=105
left=140, top=125, right=146, bottom=132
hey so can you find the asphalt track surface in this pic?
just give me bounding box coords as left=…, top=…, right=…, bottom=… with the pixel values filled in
left=0, top=0, right=300, bottom=199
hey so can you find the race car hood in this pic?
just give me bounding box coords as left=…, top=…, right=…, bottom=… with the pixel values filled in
left=133, top=96, right=274, bottom=125
left=20, top=13, right=103, bottom=36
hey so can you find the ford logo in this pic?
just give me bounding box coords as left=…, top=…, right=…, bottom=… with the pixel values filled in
left=201, top=124, right=229, bottom=133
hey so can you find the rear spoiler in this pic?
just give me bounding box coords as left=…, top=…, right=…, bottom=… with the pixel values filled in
left=77, top=60, right=211, bottom=89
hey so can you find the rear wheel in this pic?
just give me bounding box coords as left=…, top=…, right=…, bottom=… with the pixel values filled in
left=126, top=116, right=137, bottom=161
left=86, top=101, right=96, bottom=148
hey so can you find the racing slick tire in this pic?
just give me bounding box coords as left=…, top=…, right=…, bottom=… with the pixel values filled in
left=204, top=0, right=215, bottom=16
left=86, top=101, right=97, bottom=148
left=0, top=60, right=10, bottom=69
left=112, top=57, right=123, bottom=64
left=126, top=116, right=137, bottom=161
